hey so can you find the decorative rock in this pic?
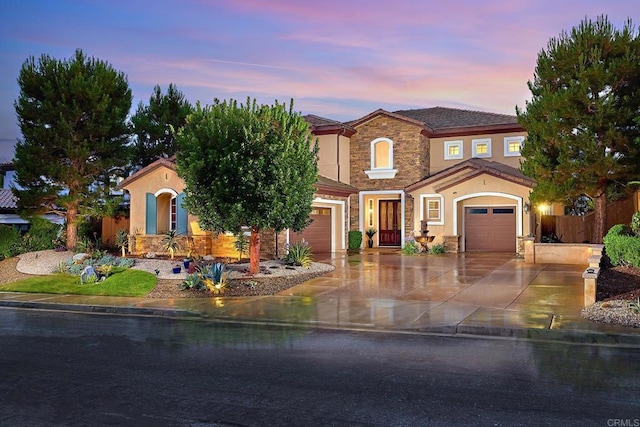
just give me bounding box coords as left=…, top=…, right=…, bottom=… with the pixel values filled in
left=73, top=253, right=89, bottom=262
left=80, top=265, right=98, bottom=284
left=145, top=252, right=157, bottom=259
left=203, top=255, right=214, bottom=261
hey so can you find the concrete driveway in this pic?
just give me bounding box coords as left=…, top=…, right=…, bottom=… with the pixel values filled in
left=2, top=249, right=638, bottom=344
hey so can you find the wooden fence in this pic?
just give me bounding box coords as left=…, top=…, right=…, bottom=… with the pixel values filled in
left=101, top=216, right=130, bottom=247
left=540, top=192, right=639, bottom=243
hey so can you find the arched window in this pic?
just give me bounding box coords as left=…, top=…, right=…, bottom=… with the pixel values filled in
left=365, top=138, right=398, bottom=179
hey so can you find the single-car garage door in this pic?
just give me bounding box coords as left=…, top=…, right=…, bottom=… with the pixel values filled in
left=290, top=207, right=332, bottom=254
left=465, top=206, right=516, bottom=252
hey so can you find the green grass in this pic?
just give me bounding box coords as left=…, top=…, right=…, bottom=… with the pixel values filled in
left=0, top=268, right=157, bottom=297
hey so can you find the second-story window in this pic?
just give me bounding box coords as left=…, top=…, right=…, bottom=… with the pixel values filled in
left=504, top=136, right=524, bottom=157
left=472, top=138, right=492, bottom=158
left=372, top=138, right=393, bottom=169
left=365, top=137, right=398, bottom=179
left=444, top=140, right=463, bottom=160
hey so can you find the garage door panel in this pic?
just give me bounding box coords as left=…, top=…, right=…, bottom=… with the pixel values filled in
left=290, top=208, right=332, bottom=253
left=465, top=207, right=516, bottom=252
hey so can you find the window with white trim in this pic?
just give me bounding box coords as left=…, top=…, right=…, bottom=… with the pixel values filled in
left=504, top=136, right=524, bottom=157
left=373, top=139, right=391, bottom=169
left=425, top=199, right=441, bottom=221
left=472, top=138, right=492, bottom=158
left=444, top=140, right=463, bottom=160
left=420, top=195, right=443, bottom=225
left=365, top=137, right=398, bottom=179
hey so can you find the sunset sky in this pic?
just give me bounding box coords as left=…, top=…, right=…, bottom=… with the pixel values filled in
left=0, top=0, right=637, bottom=162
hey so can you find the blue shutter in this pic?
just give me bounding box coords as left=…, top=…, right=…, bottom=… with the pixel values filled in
left=176, top=192, right=188, bottom=235
left=145, top=193, right=157, bottom=235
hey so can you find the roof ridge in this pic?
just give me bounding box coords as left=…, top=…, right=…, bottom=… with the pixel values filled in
left=394, top=106, right=516, bottom=118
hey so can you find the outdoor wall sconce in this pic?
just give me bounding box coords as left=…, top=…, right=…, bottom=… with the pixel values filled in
left=524, top=202, right=531, bottom=213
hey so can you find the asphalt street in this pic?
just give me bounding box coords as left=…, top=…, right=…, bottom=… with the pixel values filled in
left=1, top=308, right=639, bottom=426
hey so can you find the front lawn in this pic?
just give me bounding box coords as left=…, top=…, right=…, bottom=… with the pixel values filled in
left=0, top=268, right=156, bottom=297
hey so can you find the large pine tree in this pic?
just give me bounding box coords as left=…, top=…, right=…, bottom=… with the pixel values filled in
left=130, top=84, right=193, bottom=168
left=13, top=49, right=132, bottom=249
left=517, top=16, right=640, bottom=243
left=175, top=98, right=319, bottom=274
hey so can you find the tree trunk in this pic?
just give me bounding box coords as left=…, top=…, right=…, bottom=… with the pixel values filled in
left=593, top=189, right=607, bottom=244
left=66, top=206, right=78, bottom=251
left=249, top=226, right=261, bottom=275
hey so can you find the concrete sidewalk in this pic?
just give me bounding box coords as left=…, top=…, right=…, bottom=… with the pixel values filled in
left=1, top=251, right=638, bottom=346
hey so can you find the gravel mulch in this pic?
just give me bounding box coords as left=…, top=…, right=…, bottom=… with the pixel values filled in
left=581, top=265, right=640, bottom=328
left=1, top=250, right=335, bottom=298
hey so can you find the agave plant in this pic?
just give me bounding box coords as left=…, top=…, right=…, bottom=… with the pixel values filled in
left=162, top=229, right=181, bottom=260
left=201, top=262, right=229, bottom=294
left=284, top=240, right=313, bottom=268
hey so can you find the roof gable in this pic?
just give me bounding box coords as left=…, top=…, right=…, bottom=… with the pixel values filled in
left=119, top=157, right=177, bottom=189
left=405, top=158, right=535, bottom=193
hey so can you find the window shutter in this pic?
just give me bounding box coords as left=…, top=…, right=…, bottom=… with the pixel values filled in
left=145, top=193, right=157, bottom=235
left=176, top=192, right=188, bottom=235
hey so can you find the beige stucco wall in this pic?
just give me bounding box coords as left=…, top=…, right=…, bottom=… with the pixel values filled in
left=429, top=131, right=527, bottom=175
left=122, top=165, right=186, bottom=236
left=408, top=172, right=533, bottom=248
left=316, top=134, right=351, bottom=185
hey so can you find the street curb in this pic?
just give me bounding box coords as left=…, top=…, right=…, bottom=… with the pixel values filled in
left=0, top=300, right=200, bottom=318
left=2, top=300, right=639, bottom=346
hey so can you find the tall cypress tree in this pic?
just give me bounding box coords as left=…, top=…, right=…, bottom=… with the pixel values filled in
left=14, top=49, right=132, bottom=249
left=130, top=84, right=193, bottom=168
left=517, top=16, right=640, bottom=243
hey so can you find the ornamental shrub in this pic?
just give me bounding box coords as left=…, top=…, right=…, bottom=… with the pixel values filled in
left=631, top=211, right=640, bottom=237
left=603, top=224, right=640, bottom=268
left=0, top=225, right=22, bottom=260
left=429, top=243, right=446, bottom=255
left=284, top=240, right=313, bottom=267
left=22, top=217, right=60, bottom=252
left=348, top=231, right=363, bottom=250
left=402, top=237, right=420, bottom=255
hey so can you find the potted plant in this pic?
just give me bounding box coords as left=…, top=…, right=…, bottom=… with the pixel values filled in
left=172, top=264, right=181, bottom=274
left=365, top=227, right=377, bottom=248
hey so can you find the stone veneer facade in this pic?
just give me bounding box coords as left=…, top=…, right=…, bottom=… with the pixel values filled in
left=348, top=115, right=430, bottom=240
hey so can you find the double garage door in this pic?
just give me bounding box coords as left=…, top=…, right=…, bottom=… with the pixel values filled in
left=465, top=206, right=516, bottom=252
left=289, top=207, right=332, bottom=254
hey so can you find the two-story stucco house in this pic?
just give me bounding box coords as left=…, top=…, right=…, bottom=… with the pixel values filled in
left=346, top=107, right=535, bottom=254
left=120, top=106, right=534, bottom=258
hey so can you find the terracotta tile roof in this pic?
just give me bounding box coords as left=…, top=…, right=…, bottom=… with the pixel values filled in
left=347, top=107, right=523, bottom=136
left=0, top=188, right=17, bottom=210
left=304, top=114, right=356, bottom=137
left=393, top=107, right=518, bottom=130
left=405, top=158, right=535, bottom=192
left=316, top=175, right=358, bottom=196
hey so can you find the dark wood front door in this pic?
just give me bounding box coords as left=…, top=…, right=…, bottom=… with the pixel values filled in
left=379, top=200, right=401, bottom=246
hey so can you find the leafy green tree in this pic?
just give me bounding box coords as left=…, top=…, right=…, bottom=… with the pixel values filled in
left=13, top=49, right=132, bottom=250
left=517, top=16, right=640, bottom=243
left=175, top=98, right=319, bottom=274
left=130, top=84, right=193, bottom=168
